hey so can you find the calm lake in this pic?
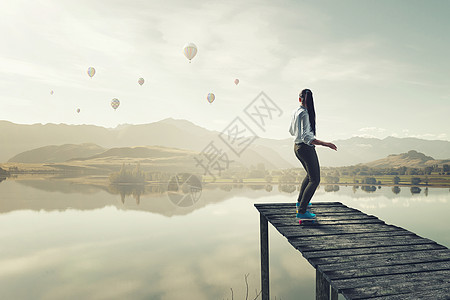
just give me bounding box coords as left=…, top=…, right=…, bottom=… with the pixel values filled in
left=0, top=178, right=449, bottom=300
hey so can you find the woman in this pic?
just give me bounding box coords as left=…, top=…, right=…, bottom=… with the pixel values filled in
left=289, top=89, right=337, bottom=219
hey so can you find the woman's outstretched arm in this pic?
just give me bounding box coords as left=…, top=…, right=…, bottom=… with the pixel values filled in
left=311, top=139, right=338, bottom=151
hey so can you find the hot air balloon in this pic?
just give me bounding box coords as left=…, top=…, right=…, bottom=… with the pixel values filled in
left=234, top=79, right=239, bottom=85
left=183, top=43, right=197, bottom=63
left=207, top=93, right=215, bottom=103
left=77, top=108, right=80, bottom=113
left=50, top=90, right=54, bottom=95
left=138, top=78, right=144, bottom=86
left=87, top=67, right=96, bottom=78
left=111, top=98, right=120, bottom=110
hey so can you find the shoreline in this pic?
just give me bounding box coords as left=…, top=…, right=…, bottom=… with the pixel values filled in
left=3, top=174, right=449, bottom=189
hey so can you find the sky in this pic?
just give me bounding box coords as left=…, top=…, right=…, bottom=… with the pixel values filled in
left=0, top=0, right=449, bottom=142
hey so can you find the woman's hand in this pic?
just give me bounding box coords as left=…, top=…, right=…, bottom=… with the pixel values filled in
left=311, top=139, right=337, bottom=150
left=326, top=142, right=337, bottom=151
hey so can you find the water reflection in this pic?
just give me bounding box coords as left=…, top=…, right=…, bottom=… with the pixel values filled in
left=324, top=185, right=340, bottom=192
left=410, top=186, right=421, bottom=194
left=392, top=186, right=401, bottom=194
left=361, top=185, right=377, bottom=193
left=278, top=184, right=296, bottom=193
left=2, top=177, right=448, bottom=218
left=1, top=179, right=277, bottom=217
left=108, top=184, right=146, bottom=204
left=219, top=184, right=233, bottom=192
left=248, top=184, right=265, bottom=190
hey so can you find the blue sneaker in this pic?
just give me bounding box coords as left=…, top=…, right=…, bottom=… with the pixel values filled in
left=296, top=211, right=316, bottom=219
left=296, top=202, right=312, bottom=213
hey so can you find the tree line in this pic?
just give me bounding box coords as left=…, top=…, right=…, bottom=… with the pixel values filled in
left=109, top=163, right=178, bottom=184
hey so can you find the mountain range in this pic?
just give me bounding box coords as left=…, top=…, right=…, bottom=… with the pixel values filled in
left=1, top=119, right=449, bottom=168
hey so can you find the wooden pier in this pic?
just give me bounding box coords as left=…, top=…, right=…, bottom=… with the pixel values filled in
left=255, top=202, right=450, bottom=300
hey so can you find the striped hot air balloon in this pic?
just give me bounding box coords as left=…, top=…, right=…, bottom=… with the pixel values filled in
left=87, top=67, right=96, bottom=78
left=111, top=98, right=120, bottom=110
left=183, top=43, right=197, bottom=63
left=207, top=93, right=215, bottom=103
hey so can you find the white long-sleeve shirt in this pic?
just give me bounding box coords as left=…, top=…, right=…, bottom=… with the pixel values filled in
left=289, top=105, right=315, bottom=146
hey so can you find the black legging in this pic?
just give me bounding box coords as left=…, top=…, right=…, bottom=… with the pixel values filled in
left=294, top=143, right=320, bottom=213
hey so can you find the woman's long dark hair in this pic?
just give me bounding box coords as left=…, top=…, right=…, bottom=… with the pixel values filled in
left=300, top=89, right=316, bottom=135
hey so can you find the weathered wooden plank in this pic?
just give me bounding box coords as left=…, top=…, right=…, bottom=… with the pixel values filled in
left=316, top=249, right=450, bottom=272
left=302, top=243, right=447, bottom=260
left=258, top=207, right=363, bottom=216
left=259, top=205, right=361, bottom=211
left=290, top=232, right=420, bottom=245
left=331, top=269, right=450, bottom=291
left=283, top=222, right=400, bottom=231
left=277, top=223, right=404, bottom=239
left=269, top=218, right=384, bottom=226
left=289, top=230, right=414, bottom=244
left=300, top=235, right=433, bottom=251
left=341, top=279, right=450, bottom=299
left=378, top=287, right=450, bottom=300
left=272, top=220, right=383, bottom=226
left=255, top=202, right=358, bottom=210
left=269, top=213, right=378, bottom=220
left=268, top=215, right=380, bottom=222
left=255, top=202, right=343, bottom=209
left=264, top=213, right=366, bottom=220
left=292, top=235, right=435, bottom=253
left=267, top=215, right=381, bottom=224
left=310, top=249, right=450, bottom=267
left=324, top=261, right=450, bottom=281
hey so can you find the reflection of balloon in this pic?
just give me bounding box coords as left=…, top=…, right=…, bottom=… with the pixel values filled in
left=50, top=90, right=54, bottom=95
left=138, top=78, right=144, bottom=86
left=77, top=108, right=80, bottom=113
left=234, top=79, right=239, bottom=85
left=207, top=93, right=215, bottom=103
left=183, top=43, right=197, bottom=63
left=87, top=67, right=95, bottom=78
left=111, top=98, right=120, bottom=110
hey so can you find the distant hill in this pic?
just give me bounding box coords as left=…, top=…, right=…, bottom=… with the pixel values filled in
left=69, top=145, right=205, bottom=174
left=1, top=119, right=450, bottom=167
left=8, top=143, right=105, bottom=163
left=75, top=146, right=189, bottom=160
left=362, top=150, right=449, bottom=169
left=7, top=142, right=286, bottom=173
